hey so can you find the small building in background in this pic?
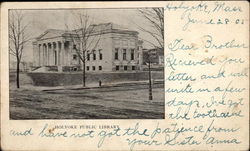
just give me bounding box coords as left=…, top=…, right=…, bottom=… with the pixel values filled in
left=142, top=48, right=164, bottom=71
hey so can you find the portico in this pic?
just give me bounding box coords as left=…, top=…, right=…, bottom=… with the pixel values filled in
left=33, top=36, right=77, bottom=72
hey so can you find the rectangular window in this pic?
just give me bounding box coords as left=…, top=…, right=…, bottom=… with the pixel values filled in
left=115, top=48, right=119, bottom=60
left=131, top=49, right=134, bottom=60
left=123, top=49, right=126, bottom=60
left=86, top=66, right=89, bottom=71
left=99, top=49, right=102, bottom=60
left=73, top=54, right=77, bottom=60
left=99, top=66, right=102, bottom=70
left=116, top=66, right=119, bottom=71
left=92, top=66, right=95, bottom=71
left=132, top=66, right=135, bottom=70
left=93, top=50, right=96, bottom=60
left=124, top=66, right=127, bottom=71
left=87, top=51, right=90, bottom=61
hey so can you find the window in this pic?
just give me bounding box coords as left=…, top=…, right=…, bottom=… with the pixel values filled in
left=99, top=49, right=102, bottom=60
left=99, top=66, right=102, bottom=70
left=73, top=44, right=77, bottom=49
left=123, top=49, right=126, bottom=60
left=124, top=66, right=127, bottom=71
left=132, top=66, right=135, bottom=70
left=92, top=66, right=95, bottom=71
left=87, top=51, right=90, bottom=61
left=115, top=48, right=119, bottom=60
left=93, top=50, right=96, bottom=60
left=73, top=54, right=77, bottom=60
left=87, top=66, right=89, bottom=71
left=131, top=49, right=134, bottom=60
left=116, top=66, right=119, bottom=71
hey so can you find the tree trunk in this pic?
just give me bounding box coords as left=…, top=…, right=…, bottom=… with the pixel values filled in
left=82, top=49, right=86, bottom=87
left=16, top=60, right=20, bottom=88
left=82, top=59, right=86, bottom=87
left=148, top=60, right=153, bottom=100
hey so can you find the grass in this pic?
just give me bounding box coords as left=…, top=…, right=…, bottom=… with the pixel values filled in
left=10, top=83, right=165, bottom=119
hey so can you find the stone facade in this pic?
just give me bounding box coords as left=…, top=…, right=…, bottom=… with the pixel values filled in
left=32, top=23, right=143, bottom=72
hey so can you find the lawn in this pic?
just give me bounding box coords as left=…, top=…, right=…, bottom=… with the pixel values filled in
left=10, top=83, right=165, bottom=119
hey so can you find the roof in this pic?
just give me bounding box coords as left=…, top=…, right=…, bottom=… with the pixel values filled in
left=36, top=29, right=69, bottom=40
left=74, top=22, right=138, bottom=35
left=36, top=23, right=138, bottom=40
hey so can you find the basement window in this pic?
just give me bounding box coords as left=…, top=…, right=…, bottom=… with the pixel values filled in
left=116, top=66, right=119, bottom=71
left=124, top=66, right=127, bottom=71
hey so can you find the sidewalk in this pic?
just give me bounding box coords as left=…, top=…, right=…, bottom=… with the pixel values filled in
left=24, top=79, right=164, bottom=91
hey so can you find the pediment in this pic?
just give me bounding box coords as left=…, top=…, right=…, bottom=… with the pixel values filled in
left=36, top=30, right=65, bottom=40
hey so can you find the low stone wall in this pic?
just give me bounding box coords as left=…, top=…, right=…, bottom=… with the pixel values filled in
left=27, top=71, right=164, bottom=87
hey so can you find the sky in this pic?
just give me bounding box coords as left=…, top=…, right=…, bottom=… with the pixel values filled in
left=9, top=8, right=160, bottom=63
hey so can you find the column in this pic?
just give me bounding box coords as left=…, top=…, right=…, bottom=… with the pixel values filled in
left=64, top=41, right=68, bottom=66
left=43, top=44, right=45, bottom=66
left=39, top=44, right=43, bottom=66
left=43, top=44, right=47, bottom=66
left=51, top=43, right=53, bottom=65
left=45, top=43, right=49, bottom=66
left=53, top=42, right=57, bottom=65
left=68, top=41, right=73, bottom=66
left=58, top=42, right=61, bottom=65
left=38, top=44, right=41, bottom=66
left=66, top=42, right=69, bottom=66
left=55, top=42, right=58, bottom=65
left=61, top=41, right=65, bottom=66
left=57, top=42, right=63, bottom=72
left=48, top=43, right=52, bottom=66
left=47, top=43, right=50, bottom=66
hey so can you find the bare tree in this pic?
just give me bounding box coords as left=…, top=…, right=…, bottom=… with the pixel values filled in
left=135, top=8, right=164, bottom=100
left=137, top=8, right=164, bottom=50
left=9, top=10, right=31, bottom=88
left=65, top=10, right=104, bottom=87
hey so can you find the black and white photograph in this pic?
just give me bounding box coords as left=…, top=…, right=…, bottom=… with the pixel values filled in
left=9, top=8, right=164, bottom=119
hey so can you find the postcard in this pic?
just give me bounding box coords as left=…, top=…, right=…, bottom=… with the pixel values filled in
left=0, top=1, right=249, bottom=151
